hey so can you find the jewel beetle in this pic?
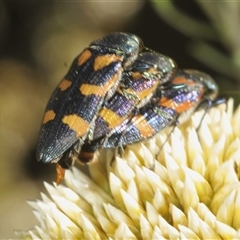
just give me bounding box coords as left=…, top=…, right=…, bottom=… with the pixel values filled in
left=91, top=51, right=177, bottom=141
left=36, top=32, right=143, bottom=180
left=103, top=69, right=219, bottom=148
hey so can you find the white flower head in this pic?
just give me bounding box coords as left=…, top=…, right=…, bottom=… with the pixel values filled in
left=16, top=99, right=240, bottom=239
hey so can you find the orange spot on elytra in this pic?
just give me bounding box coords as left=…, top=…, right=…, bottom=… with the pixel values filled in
left=160, top=95, right=203, bottom=113
left=79, top=84, right=103, bottom=96
left=78, top=49, right=92, bottom=66
left=160, top=97, right=175, bottom=108
left=79, top=69, right=121, bottom=96
left=172, top=77, right=196, bottom=86
left=172, top=77, right=188, bottom=84
left=133, top=84, right=158, bottom=100
left=58, top=79, right=72, bottom=91
left=62, top=114, right=89, bottom=137
left=175, top=101, right=195, bottom=112
left=132, top=115, right=155, bottom=138
left=99, top=108, right=127, bottom=129
left=140, top=87, right=157, bottom=99
left=93, top=54, right=122, bottom=71
left=42, top=110, right=56, bottom=124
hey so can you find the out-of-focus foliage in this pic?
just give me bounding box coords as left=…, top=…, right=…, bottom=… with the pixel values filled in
left=151, top=1, right=240, bottom=103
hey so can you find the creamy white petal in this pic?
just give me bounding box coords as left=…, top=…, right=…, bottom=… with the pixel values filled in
left=114, top=222, right=137, bottom=240
left=215, top=220, right=236, bottom=239
left=96, top=214, right=116, bottom=238
left=196, top=203, right=216, bottom=229
left=127, top=180, right=140, bottom=206
left=89, top=161, right=109, bottom=192
left=182, top=175, right=199, bottom=211
left=170, top=128, right=187, bottom=166
left=121, top=189, right=145, bottom=227
left=199, top=218, right=220, bottom=239
left=145, top=202, right=159, bottom=227
left=80, top=214, right=103, bottom=240
left=127, top=143, right=155, bottom=168
left=187, top=208, right=201, bottom=235
left=103, top=203, right=134, bottom=227
left=182, top=166, right=213, bottom=205
left=113, top=157, right=135, bottom=186
left=178, top=225, right=201, bottom=240
left=186, top=127, right=203, bottom=158
left=216, top=188, right=236, bottom=225
left=109, top=172, right=126, bottom=209
left=170, top=204, right=187, bottom=227
left=140, top=214, right=153, bottom=239
left=152, top=188, right=170, bottom=218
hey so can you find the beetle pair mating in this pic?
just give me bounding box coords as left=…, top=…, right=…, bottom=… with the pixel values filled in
left=36, top=32, right=219, bottom=183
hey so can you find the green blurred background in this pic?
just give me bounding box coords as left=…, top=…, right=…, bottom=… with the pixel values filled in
left=0, top=1, right=240, bottom=238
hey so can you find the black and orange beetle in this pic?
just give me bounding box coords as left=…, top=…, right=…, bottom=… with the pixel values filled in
left=36, top=33, right=143, bottom=182
left=103, top=69, right=219, bottom=148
